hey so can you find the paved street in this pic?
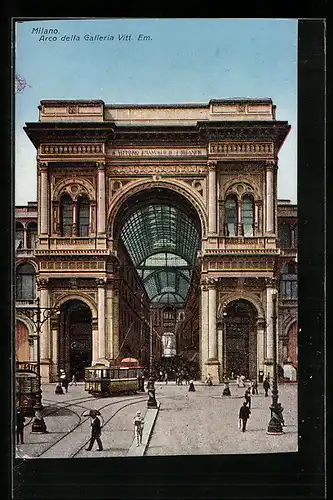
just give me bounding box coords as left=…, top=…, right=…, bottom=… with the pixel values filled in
left=15, top=381, right=297, bottom=459
left=147, top=381, right=298, bottom=455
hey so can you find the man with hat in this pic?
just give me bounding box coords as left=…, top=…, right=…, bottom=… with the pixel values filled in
left=133, top=410, right=144, bottom=446
left=85, top=410, right=103, bottom=451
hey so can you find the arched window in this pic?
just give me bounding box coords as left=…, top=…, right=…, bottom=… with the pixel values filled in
left=16, top=263, right=36, bottom=301
left=278, top=221, right=292, bottom=248
left=77, top=196, right=90, bottom=236
left=15, top=222, right=24, bottom=250
left=280, top=262, right=297, bottom=299
left=242, top=195, right=254, bottom=236
left=225, top=195, right=237, bottom=236
left=26, top=222, right=37, bottom=248
left=60, top=194, right=73, bottom=236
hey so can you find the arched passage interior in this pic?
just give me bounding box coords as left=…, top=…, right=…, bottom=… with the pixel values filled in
left=223, top=299, right=258, bottom=379
left=113, top=187, right=201, bottom=367
left=58, top=300, right=92, bottom=380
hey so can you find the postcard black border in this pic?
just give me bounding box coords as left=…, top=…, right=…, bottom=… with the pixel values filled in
left=2, top=17, right=326, bottom=500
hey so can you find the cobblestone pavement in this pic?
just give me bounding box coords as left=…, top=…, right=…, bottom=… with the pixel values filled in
left=15, top=381, right=297, bottom=458
left=146, top=381, right=298, bottom=456
left=15, top=383, right=149, bottom=459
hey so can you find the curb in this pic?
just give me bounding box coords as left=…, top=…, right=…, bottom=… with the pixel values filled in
left=126, top=401, right=160, bottom=457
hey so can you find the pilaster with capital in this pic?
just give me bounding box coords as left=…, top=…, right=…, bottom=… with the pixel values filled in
left=207, top=160, right=217, bottom=234
left=37, top=278, right=50, bottom=361
left=266, top=161, right=275, bottom=233
left=96, top=278, right=107, bottom=360
left=265, top=277, right=278, bottom=364
left=96, top=162, right=106, bottom=235
left=38, top=162, right=49, bottom=235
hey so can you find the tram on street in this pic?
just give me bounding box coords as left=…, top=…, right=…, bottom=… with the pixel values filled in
left=15, top=362, right=39, bottom=416
left=84, top=358, right=144, bottom=396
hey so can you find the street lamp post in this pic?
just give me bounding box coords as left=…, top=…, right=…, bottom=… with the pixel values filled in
left=267, top=288, right=283, bottom=434
left=16, top=297, right=60, bottom=433
left=147, top=311, right=158, bottom=409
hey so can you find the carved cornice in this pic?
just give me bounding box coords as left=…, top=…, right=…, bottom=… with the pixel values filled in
left=209, top=141, right=274, bottom=157
left=40, top=143, right=104, bottom=155
left=110, top=164, right=207, bottom=174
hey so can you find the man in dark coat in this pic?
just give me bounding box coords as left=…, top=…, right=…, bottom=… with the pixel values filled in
left=244, top=388, right=251, bottom=409
left=263, top=377, right=270, bottom=397
left=86, top=410, right=103, bottom=451
left=239, top=402, right=251, bottom=432
left=16, top=409, right=25, bottom=444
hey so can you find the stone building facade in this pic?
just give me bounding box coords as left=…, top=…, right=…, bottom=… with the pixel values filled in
left=15, top=98, right=297, bottom=382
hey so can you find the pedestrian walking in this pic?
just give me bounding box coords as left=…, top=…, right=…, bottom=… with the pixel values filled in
left=244, top=388, right=251, bottom=409
left=263, top=377, right=270, bottom=397
left=70, top=373, right=77, bottom=386
left=252, top=379, right=258, bottom=395
left=164, top=372, right=168, bottom=385
left=85, top=410, right=103, bottom=451
left=60, top=369, right=69, bottom=393
left=16, top=409, right=25, bottom=444
left=239, top=402, right=251, bottom=432
left=188, top=380, right=195, bottom=392
left=133, top=410, right=144, bottom=446
left=159, top=371, right=163, bottom=382
left=222, top=378, right=231, bottom=396
left=205, top=373, right=213, bottom=386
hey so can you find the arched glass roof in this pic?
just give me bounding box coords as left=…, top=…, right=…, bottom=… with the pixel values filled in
left=120, top=204, right=200, bottom=304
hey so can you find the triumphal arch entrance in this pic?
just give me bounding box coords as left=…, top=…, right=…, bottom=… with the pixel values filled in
left=24, top=98, right=290, bottom=382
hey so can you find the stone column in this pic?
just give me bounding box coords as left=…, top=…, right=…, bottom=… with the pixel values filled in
left=217, top=322, right=223, bottom=382
left=200, top=282, right=209, bottom=380
left=96, top=278, right=107, bottom=360
left=218, top=199, right=224, bottom=235
left=266, top=284, right=274, bottom=361
left=50, top=316, right=59, bottom=381
left=254, top=201, right=259, bottom=236
left=72, top=201, right=77, bottom=236
left=208, top=161, right=217, bottom=234
left=23, top=226, right=27, bottom=249
left=39, top=162, right=49, bottom=235
left=208, top=285, right=217, bottom=360
left=91, top=319, right=99, bottom=363
left=97, top=162, right=106, bottom=235
left=237, top=200, right=243, bottom=236
left=37, top=278, right=50, bottom=381
left=266, top=162, right=274, bottom=233
left=256, top=318, right=265, bottom=376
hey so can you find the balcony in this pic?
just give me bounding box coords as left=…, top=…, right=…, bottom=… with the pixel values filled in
left=35, top=236, right=109, bottom=254
left=202, top=236, right=279, bottom=255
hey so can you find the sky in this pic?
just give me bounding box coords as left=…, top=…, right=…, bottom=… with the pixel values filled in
left=14, top=18, right=297, bottom=205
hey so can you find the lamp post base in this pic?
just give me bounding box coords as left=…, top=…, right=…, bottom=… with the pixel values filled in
left=31, top=417, right=48, bottom=433
left=267, top=406, right=284, bottom=435
left=147, top=377, right=158, bottom=409
left=31, top=405, right=48, bottom=433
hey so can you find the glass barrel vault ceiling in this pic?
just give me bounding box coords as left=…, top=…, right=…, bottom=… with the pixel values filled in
left=120, top=204, right=200, bottom=304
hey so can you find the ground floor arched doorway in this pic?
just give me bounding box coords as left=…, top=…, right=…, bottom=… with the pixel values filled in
left=223, top=299, right=258, bottom=379
left=59, top=300, right=92, bottom=381
left=16, top=320, right=30, bottom=362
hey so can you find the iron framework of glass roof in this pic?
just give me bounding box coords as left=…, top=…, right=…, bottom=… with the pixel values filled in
left=120, top=204, right=200, bottom=304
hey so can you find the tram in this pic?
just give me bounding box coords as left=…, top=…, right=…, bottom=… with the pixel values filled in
left=84, top=358, right=144, bottom=396
left=15, top=362, right=39, bottom=416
